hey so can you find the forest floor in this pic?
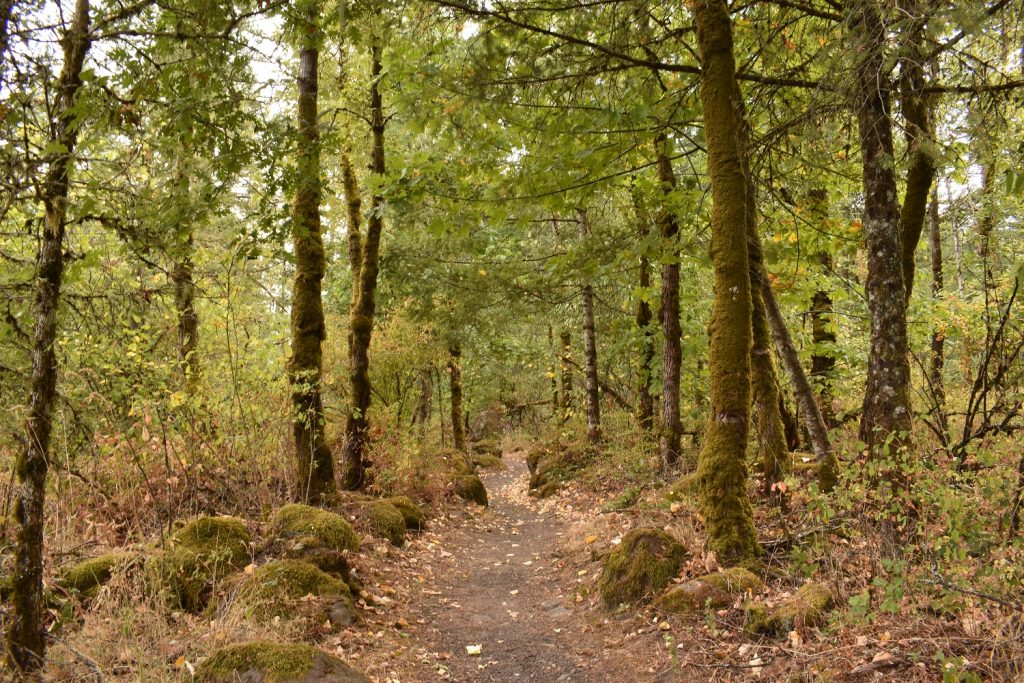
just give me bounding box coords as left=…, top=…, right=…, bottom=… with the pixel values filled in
left=351, top=445, right=668, bottom=682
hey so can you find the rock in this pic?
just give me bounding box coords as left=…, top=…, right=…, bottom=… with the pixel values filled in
left=60, top=551, right=134, bottom=598
left=386, top=496, right=426, bottom=531
left=745, top=581, right=833, bottom=636
left=471, top=438, right=502, bottom=458
left=365, top=501, right=406, bottom=547
left=472, top=454, right=505, bottom=471
left=452, top=474, right=488, bottom=506
left=664, top=473, right=699, bottom=502
left=230, top=559, right=357, bottom=628
left=530, top=480, right=561, bottom=499
left=599, top=528, right=688, bottom=607
left=439, top=448, right=476, bottom=476
left=272, top=503, right=359, bottom=553
left=656, top=568, right=764, bottom=613
left=153, top=516, right=251, bottom=611
left=526, top=446, right=546, bottom=475
left=196, top=642, right=370, bottom=682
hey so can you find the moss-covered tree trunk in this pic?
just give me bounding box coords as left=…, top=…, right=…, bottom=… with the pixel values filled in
left=547, top=326, right=559, bottom=413
left=341, top=42, right=387, bottom=490
left=448, top=343, right=466, bottom=451
left=851, top=0, right=912, bottom=456
left=693, top=0, right=759, bottom=565
left=807, top=191, right=836, bottom=426
left=655, top=134, right=682, bottom=470
left=632, top=186, right=655, bottom=432
left=7, top=0, right=90, bottom=672
left=559, top=330, right=573, bottom=414
left=411, top=367, right=432, bottom=431
left=579, top=209, right=602, bottom=445
left=289, top=12, right=337, bottom=504
left=897, top=0, right=935, bottom=303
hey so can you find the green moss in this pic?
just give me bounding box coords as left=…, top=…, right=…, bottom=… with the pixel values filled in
left=471, top=438, right=502, bottom=457
left=196, top=641, right=370, bottom=682
left=452, top=474, right=488, bottom=506
left=526, top=446, right=547, bottom=475
left=531, top=481, right=561, bottom=499
left=599, top=528, right=688, bottom=607
left=154, top=516, right=251, bottom=612
left=664, top=473, right=700, bottom=502
left=365, top=501, right=406, bottom=546
left=241, top=560, right=349, bottom=603
left=743, top=601, right=771, bottom=633
left=703, top=567, right=763, bottom=594
left=272, top=503, right=359, bottom=553
left=746, top=581, right=833, bottom=636
left=60, top=552, right=133, bottom=597
left=386, top=496, right=426, bottom=531
left=473, top=454, right=505, bottom=471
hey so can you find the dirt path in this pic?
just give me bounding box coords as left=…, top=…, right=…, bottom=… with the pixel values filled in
left=384, top=448, right=645, bottom=682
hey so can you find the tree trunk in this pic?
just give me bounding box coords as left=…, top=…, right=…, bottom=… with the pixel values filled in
left=578, top=209, right=602, bottom=445
left=632, top=186, right=656, bottom=432
left=693, top=0, right=759, bottom=565
left=172, top=233, right=200, bottom=393
left=289, top=18, right=337, bottom=504
left=8, top=0, right=90, bottom=672
left=559, top=330, right=573, bottom=414
left=928, top=186, right=946, bottom=419
left=411, top=367, right=432, bottom=431
left=761, top=281, right=839, bottom=491
left=807, top=191, right=836, bottom=426
left=655, top=134, right=682, bottom=470
left=341, top=42, right=387, bottom=490
left=449, top=343, right=466, bottom=452
left=852, top=0, right=912, bottom=457
left=547, top=326, right=559, bottom=413
left=0, top=0, right=15, bottom=87
left=897, top=0, right=935, bottom=303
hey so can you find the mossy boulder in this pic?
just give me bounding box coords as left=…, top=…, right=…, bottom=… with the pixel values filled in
left=471, top=438, right=502, bottom=458
left=530, top=480, right=561, bottom=499
left=60, top=552, right=133, bottom=598
left=452, top=474, right=488, bottom=506
left=599, top=528, right=688, bottom=607
left=196, top=642, right=370, bottom=682
left=364, top=501, right=406, bottom=547
left=526, top=446, right=547, bottom=475
left=232, top=560, right=357, bottom=627
left=386, top=496, right=426, bottom=531
left=656, top=568, right=764, bottom=613
left=664, top=473, right=700, bottom=502
left=745, top=581, right=833, bottom=636
left=155, top=516, right=251, bottom=611
left=473, top=454, right=505, bottom=471
left=272, top=503, right=359, bottom=553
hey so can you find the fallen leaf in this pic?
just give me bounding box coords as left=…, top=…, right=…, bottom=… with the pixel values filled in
left=466, top=645, right=482, bottom=656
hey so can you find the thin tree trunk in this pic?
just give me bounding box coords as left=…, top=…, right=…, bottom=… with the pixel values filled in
left=0, top=0, right=15, bottom=87
left=559, top=330, right=573, bottom=414
left=411, top=367, right=432, bottom=431
left=289, top=16, right=337, bottom=504
left=852, top=0, right=913, bottom=457
left=341, top=42, right=387, bottom=490
left=693, top=0, right=759, bottom=565
left=8, top=0, right=90, bottom=672
left=810, top=259, right=837, bottom=426
left=632, top=186, right=655, bottom=432
left=449, top=343, right=466, bottom=452
left=928, top=186, right=946, bottom=420
left=578, top=209, right=602, bottom=445
left=655, top=133, right=682, bottom=470
left=547, top=326, right=558, bottom=413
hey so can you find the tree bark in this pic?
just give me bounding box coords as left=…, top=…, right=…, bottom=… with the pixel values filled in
left=7, top=0, right=90, bottom=672
left=578, top=209, right=602, bottom=445
left=341, top=42, right=387, bottom=490
left=411, top=367, right=432, bottom=431
left=928, top=186, right=946, bottom=419
left=289, top=16, right=337, bottom=504
left=897, top=0, right=936, bottom=303
left=631, top=186, right=656, bottom=432
left=547, top=325, right=559, bottom=413
left=852, top=0, right=913, bottom=457
left=448, top=343, right=466, bottom=452
left=807, top=190, right=836, bottom=426
left=655, top=134, right=682, bottom=470
left=559, top=330, right=573, bottom=414
left=693, top=0, right=759, bottom=565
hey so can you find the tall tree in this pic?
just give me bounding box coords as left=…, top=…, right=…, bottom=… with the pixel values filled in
left=693, top=0, right=759, bottom=565
left=448, top=342, right=466, bottom=451
left=7, top=0, right=91, bottom=671
left=655, top=134, right=683, bottom=470
left=289, top=1, right=337, bottom=503
left=578, top=209, right=602, bottom=445
left=632, top=187, right=656, bottom=432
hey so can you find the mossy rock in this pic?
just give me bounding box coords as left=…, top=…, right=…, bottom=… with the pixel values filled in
left=452, top=474, right=488, bottom=506
left=745, top=581, right=833, bottom=636
left=60, top=551, right=134, bottom=598
left=364, top=501, right=406, bottom=547
left=473, top=454, right=505, bottom=471
left=656, top=568, right=764, bottom=614
left=439, top=448, right=475, bottom=476
left=664, top=473, right=700, bottom=502
left=155, top=516, right=251, bottom=612
left=279, top=541, right=353, bottom=583
left=599, top=528, right=688, bottom=607
left=530, top=480, right=561, bottom=499
left=272, top=503, right=359, bottom=553
left=386, top=496, right=426, bottom=531
left=232, top=560, right=357, bottom=628
left=196, top=642, right=371, bottom=682
left=526, top=447, right=547, bottom=475
left=471, top=438, right=502, bottom=458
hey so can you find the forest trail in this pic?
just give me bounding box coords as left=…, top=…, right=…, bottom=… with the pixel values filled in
left=383, top=447, right=645, bottom=682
